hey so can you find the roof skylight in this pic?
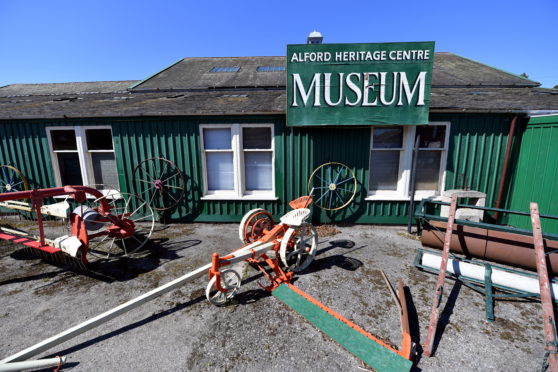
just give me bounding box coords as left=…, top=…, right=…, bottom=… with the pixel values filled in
left=256, top=66, right=286, bottom=72
left=210, top=66, right=240, bottom=73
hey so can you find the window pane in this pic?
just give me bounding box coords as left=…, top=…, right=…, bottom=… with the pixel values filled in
left=92, top=153, right=118, bottom=186
left=51, top=130, right=77, bottom=150
left=415, top=151, right=441, bottom=190
left=373, top=127, right=403, bottom=148
left=57, top=153, right=83, bottom=185
left=206, top=152, right=234, bottom=190
left=203, top=128, right=232, bottom=150
left=243, top=127, right=271, bottom=149
left=369, top=150, right=399, bottom=191
left=244, top=152, right=272, bottom=190
left=416, top=126, right=446, bottom=148
left=86, top=129, right=114, bottom=150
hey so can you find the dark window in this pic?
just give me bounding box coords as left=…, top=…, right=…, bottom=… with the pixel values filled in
left=86, top=129, right=113, bottom=150
left=51, top=130, right=77, bottom=150
left=243, top=127, right=272, bottom=149
left=57, top=153, right=83, bottom=185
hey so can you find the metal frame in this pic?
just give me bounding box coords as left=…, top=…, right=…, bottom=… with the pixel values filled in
left=415, top=198, right=558, bottom=241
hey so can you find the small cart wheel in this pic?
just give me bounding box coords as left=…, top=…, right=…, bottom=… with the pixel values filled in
left=205, top=269, right=242, bottom=306
left=239, top=209, right=274, bottom=244
left=133, top=157, right=185, bottom=211
left=308, top=162, right=357, bottom=211
left=279, top=223, right=318, bottom=272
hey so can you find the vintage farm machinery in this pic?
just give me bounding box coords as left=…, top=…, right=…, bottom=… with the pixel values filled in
left=1, top=193, right=414, bottom=372
left=0, top=185, right=154, bottom=266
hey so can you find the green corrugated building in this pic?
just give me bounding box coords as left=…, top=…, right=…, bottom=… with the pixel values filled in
left=1, top=52, right=557, bottom=226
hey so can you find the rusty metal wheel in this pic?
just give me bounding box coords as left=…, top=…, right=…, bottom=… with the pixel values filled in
left=239, top=209, right=274, bottom=244
left=133, top=157, right=185, bottom=211
left=72, top=192, right=155, bottom=260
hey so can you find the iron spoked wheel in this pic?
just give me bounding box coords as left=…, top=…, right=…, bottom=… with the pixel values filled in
left=205, top=269, right=242, bottom=306
left=133, top=157, right=185, bottom=211
left=308, top=162, right=357, bottom=211
left=279, top=223, right=318, bottom=272
left=73, top=192, right=155, bottom=260
left=0, top=165, right=29, bottom=193
left=239, top=209, right=274, bottom=244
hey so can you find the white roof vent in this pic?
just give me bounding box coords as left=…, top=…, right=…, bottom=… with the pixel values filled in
left=307, top=30, right=323, bottom=44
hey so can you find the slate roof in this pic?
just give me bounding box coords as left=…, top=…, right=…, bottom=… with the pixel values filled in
left=129, top=53, right=538, bottom=91
left=0, top=53, right=556, bottom=120
left=130, top=57, right=286, bottom=91
left=0, top=81, right=137, bottom=97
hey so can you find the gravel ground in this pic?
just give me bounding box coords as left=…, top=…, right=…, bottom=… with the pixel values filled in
left=0, top=221, right=547, bottom=371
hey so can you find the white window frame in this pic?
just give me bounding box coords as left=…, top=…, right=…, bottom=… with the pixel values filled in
left=46, top=126, right=119, bottom=192
left=366, top=122, right=450, bottom=201
left=200, top=123, right=277, bottom=200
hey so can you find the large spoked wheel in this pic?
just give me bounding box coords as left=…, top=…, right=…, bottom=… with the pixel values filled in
left=239, top=209, right=274, bottom=244
left=73, top=192, right=155, bottom=260
left=279, top=223, right=318, bottom=272
left=133, top=157, right=185, bottom=211
left=205, top=269, right=242, bottom=306
left=0, top=165, right=29, bottom=193
left=308, top=162, right=357, bottom=211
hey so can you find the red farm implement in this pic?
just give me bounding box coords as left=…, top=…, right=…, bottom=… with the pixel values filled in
left=0, top=186, right=154, bottom=266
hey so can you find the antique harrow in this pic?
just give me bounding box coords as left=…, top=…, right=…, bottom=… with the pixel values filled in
left=0, top=185, right=154, bottom=266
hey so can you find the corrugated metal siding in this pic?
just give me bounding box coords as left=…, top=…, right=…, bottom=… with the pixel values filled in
left=111, top=116, right=287, bottom=222
left=0, top=113, right=514, bottom=224
left=436, top=114, right=514, bottom=208
left=0, top=121, right=56, bottom=189
left=506, top=119, right=558, bottom=232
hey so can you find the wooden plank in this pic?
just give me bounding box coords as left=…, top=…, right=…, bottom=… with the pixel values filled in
left=530, top=202, right=558, bottom=371
left=273, top=284, right=412, bottom=372
left=423, top=194, right=458, bottom=357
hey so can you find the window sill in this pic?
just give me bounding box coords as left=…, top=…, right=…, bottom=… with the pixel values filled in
left=201, top=195, right=279, bottom=201
left=366, top=194, right=438, bottom=201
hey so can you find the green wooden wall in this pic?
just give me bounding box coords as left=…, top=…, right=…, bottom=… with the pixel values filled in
left=0, top=113, right=515, bottom=224
left=505, top=116, right=558, bottom=232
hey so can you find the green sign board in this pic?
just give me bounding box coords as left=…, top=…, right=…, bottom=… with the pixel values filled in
left=286, top=42, right=435, bottom=126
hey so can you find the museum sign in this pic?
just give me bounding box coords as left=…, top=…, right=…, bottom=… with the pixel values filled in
left=286, top=42, right=435, bottom=126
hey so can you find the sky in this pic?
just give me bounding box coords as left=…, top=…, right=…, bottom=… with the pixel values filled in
left=0, top=0, right=557, bottom=88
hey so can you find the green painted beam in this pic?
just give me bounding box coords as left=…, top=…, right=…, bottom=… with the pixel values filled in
left=273, top=284, right=412, bottom=372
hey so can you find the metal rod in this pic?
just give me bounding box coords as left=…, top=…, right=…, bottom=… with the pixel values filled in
left=530, top=202, right=558, bottom=371
left=0, top=356, right=66, bottom=372
left=1, top=241, right=275, bottom=363
left=380, top=270, right=401, bottom=313
left=423, top=194, right=458, bottom=357
left=493, top=116, right=518, bottom=222
left=418, top=199, right=558, bottom=220
left=407, top=135, right=420, bottom=234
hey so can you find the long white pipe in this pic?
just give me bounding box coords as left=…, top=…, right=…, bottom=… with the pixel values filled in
left=0, top=356, right=66, bottom=372
left=422, top=252, right=558, bottom=296
left=1, top=241, right=276, bottom=363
